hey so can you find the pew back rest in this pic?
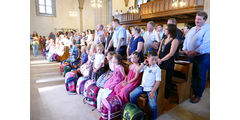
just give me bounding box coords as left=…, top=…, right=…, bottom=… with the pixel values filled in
left=122, top=60, right=132, bottom=74
left=174, top=61, right=193, bottom=81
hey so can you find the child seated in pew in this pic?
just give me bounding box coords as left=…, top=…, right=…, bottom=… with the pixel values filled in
left=129, top=51, right=161, bottom=120
left=96, top=51, right=114, bottom=88
left=74, top=46, right=88, bottom=67
left=79, top=45, right=88, bottom=66
left=71, top=45, right=81, bottom=71
left=92, top=44, right=106, bottom=81
left=78, top=44, right=96, bottom=78
left=97, top=54, right=126, bottom=111
left=67, top=40, right=79, bottom=67
left=56, top=42, right=65, bottom=57
left=147, top=40, right=159, bottom=54
left=114, top=51, right=142, bottom=105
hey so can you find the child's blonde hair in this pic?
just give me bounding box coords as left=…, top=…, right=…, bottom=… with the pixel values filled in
left=96, top=43, right=104, bottom=51
left=90, top=44, right=96, bottom=54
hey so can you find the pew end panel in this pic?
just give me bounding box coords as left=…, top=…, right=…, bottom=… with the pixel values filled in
left=172, top=61, right=193, bottom=104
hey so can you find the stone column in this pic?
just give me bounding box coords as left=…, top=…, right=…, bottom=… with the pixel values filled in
left=79, top=8, right=83, bottom=32
left=78, top=0, right=84, bottom=32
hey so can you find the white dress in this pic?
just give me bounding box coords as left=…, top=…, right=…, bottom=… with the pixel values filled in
left=97, top=88, right=112, bottom=111
left=56, top=45, right=65, bottom=56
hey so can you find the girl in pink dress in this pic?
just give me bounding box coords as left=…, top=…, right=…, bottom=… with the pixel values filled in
left=97, top=54, right=126, bottom=111
left=114, top=51, right=142, bottom=104
left=103, top=54, right=126, bottom=90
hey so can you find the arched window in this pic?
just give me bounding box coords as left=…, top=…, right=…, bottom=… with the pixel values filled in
left=36, top=0, right=56, bottom=16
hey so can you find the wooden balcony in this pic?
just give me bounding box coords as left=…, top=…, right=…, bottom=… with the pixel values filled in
left=115, top=13, right=142, bottom=25
left=116, top=0, right=204, bottom=25
left=140, top=0, right=204, bottom=20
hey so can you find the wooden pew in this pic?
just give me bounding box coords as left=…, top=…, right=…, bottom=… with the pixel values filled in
left=172, top=60, right=193, bottom=104
left=176, top=54, right=189, bottom=61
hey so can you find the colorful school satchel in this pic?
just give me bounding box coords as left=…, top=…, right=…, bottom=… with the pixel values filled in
left=65, top=72, right=78, bottom=92
left=60, top=62, right=70, bottom=73
left=51, top=53, right=59, bottom=61
left=42, top=48, right=46, bottom=56
left=122, top=103, right=145, bottom=120
left=76, top=77, right=89, bottom=95
left=63, top=65, right=72, bottom=77
left=83, top=84, right=100, bottom=110
left=100, top=94, right=123, bottom=120
left=83, top=80, right=96, bottom=97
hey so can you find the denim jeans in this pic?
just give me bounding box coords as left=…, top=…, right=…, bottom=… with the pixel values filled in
left=130, top=86, right=158, bottom=120
left=189, top=54, right=210, bottom=98
left=32, top=44, right=39, bottom=56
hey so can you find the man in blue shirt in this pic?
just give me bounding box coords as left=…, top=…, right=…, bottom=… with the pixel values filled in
left=106, top=19, right=127, bottom=56
left=182, top=11, right=210, bottom=103
left=49, top=32, right=55, bottom=40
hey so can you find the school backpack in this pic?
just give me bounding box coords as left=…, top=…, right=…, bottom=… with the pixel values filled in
left=76, top=77, right=89, bottom=95
left=60, top=62, right=70, bottom=74
left=51, top=53, right=59, bottom=62
left=100, top=93, right=123, bottom=120
left=63, top=65, right=72, bottom=77
left=83, top=84, right=100, bottom=110
left=83, top=80, right=96, bottom=97
left=65, top=72, right=78, bottom=92
left=122, top=103, right=145, bottom=120
left=42, top=48, right=46, bottom=56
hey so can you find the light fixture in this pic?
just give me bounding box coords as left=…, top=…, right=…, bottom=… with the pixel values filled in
left=179, top=0, right=186, bottom=7
left=130, top=8, right=139, bottom=14
left=172, top=0, right=186, bottom=8
left=91, top=0, right=103, bottom=8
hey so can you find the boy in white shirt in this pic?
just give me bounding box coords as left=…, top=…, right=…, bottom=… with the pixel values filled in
left=129, top=51, right=161, bottom=120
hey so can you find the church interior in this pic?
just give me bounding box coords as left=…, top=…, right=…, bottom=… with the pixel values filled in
left=30, top=0, right=210, bottom=120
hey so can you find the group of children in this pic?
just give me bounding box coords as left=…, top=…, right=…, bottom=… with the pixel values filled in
left=61, top=41, right=161, bottom=120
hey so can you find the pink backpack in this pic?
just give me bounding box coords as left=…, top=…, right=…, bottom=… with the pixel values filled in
left=100, top=93, right=123, bottom=120
left=65, top=72, right=77, bottom=82
left=83, top=84, right=100, bottom=110
left=51, top=53, right=59, bottom=61
left=83, top=80, right=96, bottom=97
left=65, top=72, right=78, bottom=92
left=76, top=77, right=89, bottom=95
